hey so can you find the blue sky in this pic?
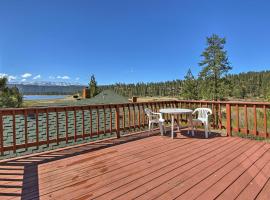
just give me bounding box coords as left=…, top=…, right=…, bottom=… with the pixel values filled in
left=0, top=0, right=270, bottom=85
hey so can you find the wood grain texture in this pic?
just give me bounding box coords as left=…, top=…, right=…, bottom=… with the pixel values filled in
left=0, top=130, right=269, bottom=200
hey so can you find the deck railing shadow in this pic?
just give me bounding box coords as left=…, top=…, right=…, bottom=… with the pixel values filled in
left=0, top=130, right=159, bottom=199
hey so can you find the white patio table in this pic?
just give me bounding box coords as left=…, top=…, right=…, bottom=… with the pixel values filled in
left=159, top=108, right=194, bottom=139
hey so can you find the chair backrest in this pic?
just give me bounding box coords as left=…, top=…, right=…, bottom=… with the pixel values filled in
left=144, top=108, right=152, bottom=117
left=193, top=108, right=212, bottom=121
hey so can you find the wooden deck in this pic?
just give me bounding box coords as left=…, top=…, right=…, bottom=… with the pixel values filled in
left=0, top=130, right=270, bottom=200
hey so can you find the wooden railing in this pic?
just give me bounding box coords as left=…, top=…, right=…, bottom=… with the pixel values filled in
left=176, top=100, right=270, bottom=138
left=0, top=100, right=269, bottom=159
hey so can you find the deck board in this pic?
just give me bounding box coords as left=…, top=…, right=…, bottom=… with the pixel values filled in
left=0, top=131, right=269, bottom=200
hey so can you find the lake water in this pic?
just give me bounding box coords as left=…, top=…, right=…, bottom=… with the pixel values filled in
left=24, top=95, right=67, bottom=100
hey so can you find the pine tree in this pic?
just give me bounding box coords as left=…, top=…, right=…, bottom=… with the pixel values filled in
left=199, top=34, right=232, bottom=100
left=89, top=75, right=98, bottom=98
left=182, top=69, right=198, bottom=100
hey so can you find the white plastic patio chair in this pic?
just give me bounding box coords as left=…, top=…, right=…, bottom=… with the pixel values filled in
left=144, top=108, right=165, bottom=136
left=192, top=108, right=212, bottom=138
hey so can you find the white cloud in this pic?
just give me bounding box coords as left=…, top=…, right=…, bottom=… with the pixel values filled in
left=21, top=79, right=27, bottom=82
left=0, top=73, right=8, bottom=78
left=33, top=74, right=41, bottom=80
left=0, top=73, right=17, bottom=81
left=8, top=75, right=17, bottom=81
left=57, top=75, right=70, bottom=80
left=49, top=76, right=55, bottom=79
left=21, top=73, right=32, bottom=78
left=75, top=77, right=80, bottom=81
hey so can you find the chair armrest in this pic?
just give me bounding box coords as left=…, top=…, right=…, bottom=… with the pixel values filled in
left=152, top=112, right=163, bottom=119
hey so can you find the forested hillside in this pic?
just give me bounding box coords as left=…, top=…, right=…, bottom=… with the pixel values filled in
left=227, top=71, right=270, bottom=99
left=100, top=80, right=183, bottom=97
left=8, top=84, right=84, bottom=95
left=100, top=70, right=270, bottom=100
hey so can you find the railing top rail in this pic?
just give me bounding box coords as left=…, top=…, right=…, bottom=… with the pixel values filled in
left=176, top=100, right=270, bottom=106
left=0, top=100, right=177, bottom=113
left=0, top=99, right=270, bottom=114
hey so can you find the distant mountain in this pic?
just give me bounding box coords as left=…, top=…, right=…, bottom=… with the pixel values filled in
left=10, top=81, right=82, bottom=86
left=8, top=81, right=86, bottom=95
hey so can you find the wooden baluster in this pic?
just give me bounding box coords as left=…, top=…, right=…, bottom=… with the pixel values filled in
left=90, top=107, right=93, bottom=138
left=103, top=106, right=106, bottom=134
left=174, top=101, right=178, bottom=108
left=167, top=102, right=170, bottom=122
left=155, top=103, right=159, bottom=112
left=263, top=105, right=267, bottom=138
left=12, top=111, right=16, bottom=153
left=215, top=103, right=218, bottom=128
left=24, top=110, right=28, bottom=149
left=65, top=108, right=68, bottom=143
left=235, top=104, right=239, bottom=132
left=211, top=103, right=215, bottom=128
left=166, top=103, right=169, bottom=122
left=116, top=105, right=120, bottom=138
left=82, top=108, right=85, bottom=140
left=74, top=108, right=77, bottom=142
left=110, top=106, right=112, bottom=133
left=35, top=109, right=39, bottom=149
left=185, top=103, right=188, bottom=123
left=97, top=107, right=100, bottom=136
left=0, top=111, right=3, bottom=155
left=123, top=106, right=126, bottom=130
left=56, top=110, right=59, bottom=145
left=244, top=104, right=248, bottom=135
left=128, top=105, right=131, bottom=128
left=253, top=105, right=257, bottom=136
left=133, top=104, right=135, bottom=128
left=138, top=104, right=141, bottom=128
left=180, top=102, right=183, bottom=122
left=46, top=109, right=50, bottom=146
left=219, top=103, right=222, bottom=129
left=142, top=103, right=146, bottom=126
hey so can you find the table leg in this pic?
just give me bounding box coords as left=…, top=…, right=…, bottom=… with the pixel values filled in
left=188, top=113, right=194, bottom=136
left=171, top=115, right=174, bottom=139
left=176, top=115, right=181, bottom=132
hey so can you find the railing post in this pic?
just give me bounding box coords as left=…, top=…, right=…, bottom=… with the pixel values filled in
left=226, top=103, right=231, bottom=136
left=116, top=105, right=121, bottom=138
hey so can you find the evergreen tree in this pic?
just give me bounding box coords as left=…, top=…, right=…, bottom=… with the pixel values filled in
left=182, top=69, right=198, bottom=100
left=0, top=77, right=23, bottom=108
left=89, top=75, right=98, bottom=98
left=199, top=34, right=232, bottom=100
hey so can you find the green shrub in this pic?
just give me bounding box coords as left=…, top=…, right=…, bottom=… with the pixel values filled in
left=0, top=77, right=23, bottom=108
